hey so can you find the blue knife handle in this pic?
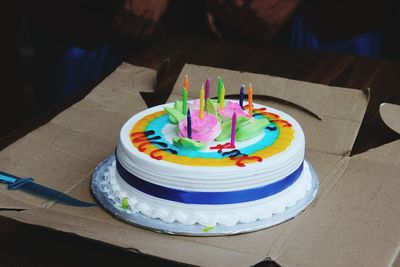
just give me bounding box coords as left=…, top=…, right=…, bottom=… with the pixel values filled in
left=0, top=170, right=96, bottom=207
left=0, top=172, right=18, bottom=184
left=0, top=171, right=34, bottom=190
left=8, top=178, right=34, bottom=190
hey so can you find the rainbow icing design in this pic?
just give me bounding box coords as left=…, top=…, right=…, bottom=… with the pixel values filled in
left=129, top=101, right=294, bottom=167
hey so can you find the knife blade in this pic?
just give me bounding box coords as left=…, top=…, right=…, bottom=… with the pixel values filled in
left=0, top=171, right=96, bottom=207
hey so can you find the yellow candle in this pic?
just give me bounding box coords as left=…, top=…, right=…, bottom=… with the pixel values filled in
left=219, top=85, right=225, bottom=109
left=184, top=74, right=189, bottom=92
left=200, top=86, right=205, bottom=119
left=248, top=83, right=253, bottom=117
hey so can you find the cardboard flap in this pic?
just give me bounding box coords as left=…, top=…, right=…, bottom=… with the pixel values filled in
left=117, top=62, right=156, bottom=93
left=276, top=139, right=400, bottom=267
left=0, top=63, right=154, bottom=209
left=0, top=193, right=34, bottom=210
left=380, top=103, right=400, bottom=134
left=169, top=64, right=369, bottom=156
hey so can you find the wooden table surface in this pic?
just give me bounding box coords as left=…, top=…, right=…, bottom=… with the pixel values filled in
left=1, top=34, right=399, bottom=267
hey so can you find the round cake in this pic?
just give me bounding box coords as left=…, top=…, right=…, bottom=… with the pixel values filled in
left=108, top=99, right=312, bottom=226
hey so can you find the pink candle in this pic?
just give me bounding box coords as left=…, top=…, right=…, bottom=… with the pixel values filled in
left=230, top=112, right=237, bottom=146
left=205, top=78, right=210, bottom=99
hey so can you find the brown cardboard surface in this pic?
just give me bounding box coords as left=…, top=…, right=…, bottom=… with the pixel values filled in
left=276, top=141, right=400, bottom=266
left=1, top=63, right=399, bottom=267
left=0, top=63, right=151, bottom=209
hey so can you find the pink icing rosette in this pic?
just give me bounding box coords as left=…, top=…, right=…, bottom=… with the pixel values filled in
left=218, top=101, right=249, bottom=119
left=178, top=110, right=221, bottom=143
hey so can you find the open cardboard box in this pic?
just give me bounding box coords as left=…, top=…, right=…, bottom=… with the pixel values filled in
left=1, top=63, right=399, bottom=267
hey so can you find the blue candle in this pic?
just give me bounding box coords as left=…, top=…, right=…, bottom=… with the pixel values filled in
left=239, top=85, right=244, bottom=109
left=187, top=109, right=192, bottom=139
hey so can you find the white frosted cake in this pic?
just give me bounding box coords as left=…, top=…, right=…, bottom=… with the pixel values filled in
left=106, top=97, right=313, bottom=227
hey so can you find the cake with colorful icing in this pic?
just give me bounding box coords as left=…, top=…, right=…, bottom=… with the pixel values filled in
left=107, top=81, right=313, bottom=226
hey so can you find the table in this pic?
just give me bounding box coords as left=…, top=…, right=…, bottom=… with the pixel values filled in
left=1, top=34, right=399, bottom=267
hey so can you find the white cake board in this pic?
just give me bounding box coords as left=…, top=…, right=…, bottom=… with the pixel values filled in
left=91, top=155, right=319, bottom=236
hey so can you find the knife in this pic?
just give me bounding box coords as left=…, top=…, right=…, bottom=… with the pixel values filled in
left=0, top=171, right=96, bottom=207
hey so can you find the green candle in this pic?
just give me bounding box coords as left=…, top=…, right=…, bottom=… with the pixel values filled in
left=217, top=76, right=223, bottom=103
left=182, top=88, right=187, bottom=115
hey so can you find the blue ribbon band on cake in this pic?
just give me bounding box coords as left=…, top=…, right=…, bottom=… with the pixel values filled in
left=116, top=158, right=303, bottom=205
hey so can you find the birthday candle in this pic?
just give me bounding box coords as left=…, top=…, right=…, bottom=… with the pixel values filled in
left=187, top=109, right=192, bottom=139
left=199, top=86, right=205, bottom=119
left=248, top=83, right=253, bottom=117
left=219, top=85, right=225, bottom=109
left=230, top=112, right=237, bottom=146
left=217, top=76, right=223, bottom=103
left=205, top=78, right=210, bottom=99
left=239, top=85, right=244, bottom=109
left=182, top=87, right=187, bottom=115
left=184, top=74, right=189, bottom=91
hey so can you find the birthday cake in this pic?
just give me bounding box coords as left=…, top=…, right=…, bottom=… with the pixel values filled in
left=106, top=82, right=313, bottom=227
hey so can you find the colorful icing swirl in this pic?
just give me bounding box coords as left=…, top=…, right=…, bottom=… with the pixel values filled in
left=129, top=105, right=295, bottom=167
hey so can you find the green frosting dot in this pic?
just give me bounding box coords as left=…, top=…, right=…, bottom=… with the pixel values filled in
left=121, top=197, right=129, bottom=209
left=202, top=226, right=215, bottom=233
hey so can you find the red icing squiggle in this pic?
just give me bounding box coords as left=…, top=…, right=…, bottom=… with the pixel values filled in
left=243, top=104, right=254, bottom=110
left=132, top=136, right=148, bottom=143
left=235, top=156, right=263, bottom=167
left=272, top=119, right=292, bottom=127
left=210, top=142, right=236, bottom=153
left=252, top=108, right=291, bottom=127
left=150, top=149, right=164, bottom=160
left=262, top=112, right=280, bottom=119
left=138, top=142, right=153, bottom=152
left=130, top=132, right=145, bottom=138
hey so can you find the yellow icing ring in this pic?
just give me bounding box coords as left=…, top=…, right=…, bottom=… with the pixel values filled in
left=130, top=111, right=294, bottom=166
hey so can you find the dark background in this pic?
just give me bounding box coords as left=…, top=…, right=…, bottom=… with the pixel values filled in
left=1, top=1, right=400, bottom=266
left=2, top=0, right=400, bottom=142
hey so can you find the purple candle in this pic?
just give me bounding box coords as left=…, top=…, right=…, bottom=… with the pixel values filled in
left=205, top=78, right=210, bottom=99
left=230, top=112, right=237, bottom=146
left=239, top=85, right=244, bottom=109
left=187, top=109, right=192, bottom=139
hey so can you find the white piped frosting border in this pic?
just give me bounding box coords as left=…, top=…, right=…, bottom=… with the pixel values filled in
left=108, top=160, right=312, bottom=226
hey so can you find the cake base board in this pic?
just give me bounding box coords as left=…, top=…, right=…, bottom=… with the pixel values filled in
left=91, top=155, right=319, bottom=236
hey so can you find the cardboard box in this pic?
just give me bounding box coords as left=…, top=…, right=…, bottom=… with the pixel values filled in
left=1, top=63, right=399, bottom=267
